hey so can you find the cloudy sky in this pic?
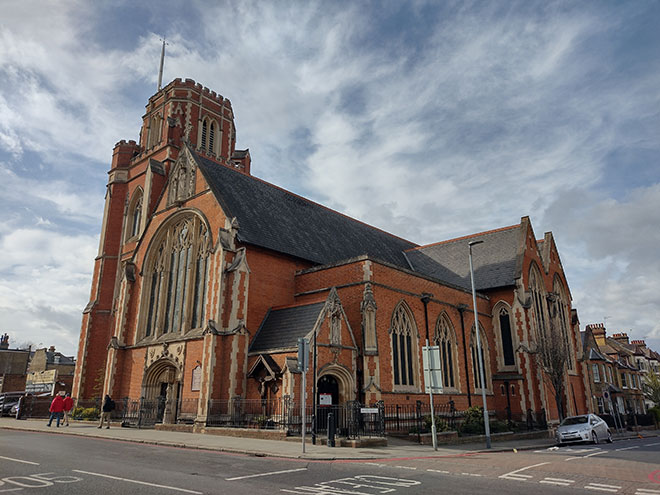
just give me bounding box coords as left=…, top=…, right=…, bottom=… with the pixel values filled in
left=1, top=1, right=658, bottom=357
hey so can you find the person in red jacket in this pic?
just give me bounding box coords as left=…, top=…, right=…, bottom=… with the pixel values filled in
left=47, top=392, right=65, bottom=427
left=62, top=393, right=74, bottom=426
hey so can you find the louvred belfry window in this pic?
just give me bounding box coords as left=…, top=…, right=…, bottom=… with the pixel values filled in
left=143, top=215, right=210, bottom=339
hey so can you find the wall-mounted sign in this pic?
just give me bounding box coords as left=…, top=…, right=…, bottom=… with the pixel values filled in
left=319, top=393, right=332, bottom=406
left=360, top=407, right=378, bottom=414
left=191, top=365, right=201, bottom=391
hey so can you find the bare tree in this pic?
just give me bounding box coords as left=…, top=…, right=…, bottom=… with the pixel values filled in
left=534, top=318, right=570, bottom=421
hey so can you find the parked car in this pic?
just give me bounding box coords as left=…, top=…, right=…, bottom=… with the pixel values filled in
left=0, top=392, right=25, bottom=416
left=556, top=414, right=612, bottom=445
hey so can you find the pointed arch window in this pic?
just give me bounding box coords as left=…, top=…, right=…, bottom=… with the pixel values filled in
left=199, top=117, right=218, bottom=155
left=142, top=214, right=210, bottom=339
left=390, top=303, right=418, bottom=388
left=434, top=313, right=457, bottom=389
left=470, top=324, right=490, bottom=391
left=148, top=114, right=163, bottom=148
left=498, top=307, right=515, bottom=366
left=529, top=265, right=547, bottom=337
left=554, top=279, right=575, bottom=371
left=125, top=189, right=144, bottom=242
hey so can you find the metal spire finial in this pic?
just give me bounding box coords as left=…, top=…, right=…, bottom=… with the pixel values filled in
left=157, top=38, right=168, bottom=91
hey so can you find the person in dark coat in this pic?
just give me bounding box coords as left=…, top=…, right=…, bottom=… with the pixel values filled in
left=98, top=395, right=114, bottom=429
left=47, top=393, right=65, bottom=427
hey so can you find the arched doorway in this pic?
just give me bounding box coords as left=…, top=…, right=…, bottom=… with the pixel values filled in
left=142, top=359, right=181, bottom=424
left=317, top=375, right=339, bottom=406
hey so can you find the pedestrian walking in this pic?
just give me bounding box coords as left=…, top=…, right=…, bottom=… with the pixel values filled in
left=47, top=392, right=65, bottom=427
left=98, top=395, right=115, bottom=429
left=63, top=393, right=74, bottom=426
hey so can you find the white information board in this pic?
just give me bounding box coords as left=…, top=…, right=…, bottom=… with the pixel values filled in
left=422, top=345, right=444, bottom=393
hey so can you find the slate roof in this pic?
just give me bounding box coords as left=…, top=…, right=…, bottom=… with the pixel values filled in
left=405, top=225, right=522, bottom=291
left=249, top=302, right=325, bottom=353
left=195, top=152, right=417, bottom=267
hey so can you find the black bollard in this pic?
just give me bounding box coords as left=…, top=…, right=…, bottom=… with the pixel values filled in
left=327, top=412, right=336, bottom=447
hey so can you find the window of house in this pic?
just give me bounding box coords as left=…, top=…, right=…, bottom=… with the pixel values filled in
left=592, top=364, right=600, bottom=382
left=434, top=313, right=457, bottom=389
left=498, top=307, right=515, bottom=366
left=390, top=302, right=417, bottom=388
left=142, top=214, right=210, bottom=339
left=470, top=324, right=489, bottom=391
left=596, top=396, right=605, bottom=415
left=621, top=372, right=627, bottom=388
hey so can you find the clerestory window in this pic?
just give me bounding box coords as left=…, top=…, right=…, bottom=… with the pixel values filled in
left=470, top=324, right=490, bottom=391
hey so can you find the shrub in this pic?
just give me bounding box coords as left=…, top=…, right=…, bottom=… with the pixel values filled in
left=72, top=407, right=99, bottom=420
left=649, top=406, right=660, bottom=424
left=423, top=415, right=453, bottom=432
left=459, top=406, right=512, bottom=435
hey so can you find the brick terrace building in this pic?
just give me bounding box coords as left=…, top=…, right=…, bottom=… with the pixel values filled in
left=73, top=79, right=588, bottom=427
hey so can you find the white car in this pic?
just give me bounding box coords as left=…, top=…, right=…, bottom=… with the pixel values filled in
left=556, top=414, right=612, bottom=445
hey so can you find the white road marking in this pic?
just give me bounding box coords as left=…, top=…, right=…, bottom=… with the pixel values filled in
left=565, top=449, right=606, bottom=461
left=0, top=489, right=23, bottom=493
left=645, top=442, right=660, bottom=447
left=584, top=482, right=622, bottom=492
left=427, top=469, right=449, bottom=474
left=226, top=468, right=308, bottom=481
left=636, top=489, right=660, bottom=494
left=0, top=456, right=39, bottom=465
left=460, top=473, right=482, bottom=477
left=544, top=477, right=575, bottom=483
left=616, top=446, right=640, bottom=451
left=393, top=466, right=417, bottom=470
left=499, top=462, right=549, bottom=481
left=540, top=480, right=571, bottom=486
left=364, top=463, right=387, bottom=467
left=72, top=470, right=202, bottom=494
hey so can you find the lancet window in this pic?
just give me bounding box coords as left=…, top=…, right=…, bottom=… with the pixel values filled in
left=470, top=324, right=490, bottom=391
left=125, top=189, right=143, bottom=242
left=390, top=302, right=418, bottom=388
left=434, top=313, right=457, bottom=389
left=529, top=264, right=547, bottom=338
left=199, top=117, right=218, bottom=155
left=498, top=306, right=516, bottom=366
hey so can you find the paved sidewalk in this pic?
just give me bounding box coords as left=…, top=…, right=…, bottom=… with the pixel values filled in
left=1, top=418, right=655, bottom=460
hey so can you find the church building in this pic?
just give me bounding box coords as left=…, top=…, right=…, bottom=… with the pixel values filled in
left=72, top=78, right=588, bottom=428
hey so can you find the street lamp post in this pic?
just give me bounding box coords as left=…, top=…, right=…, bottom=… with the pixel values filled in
left=468, top=239, right=491, bottom=449
left=421, top=293, right=438, bottom=451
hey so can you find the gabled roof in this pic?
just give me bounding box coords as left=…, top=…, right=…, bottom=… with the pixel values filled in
left=194, top=151, right=417, bottom=267
left=405, top=224, right=521, bottom=290
left=249, top=302, right=325, bottom=353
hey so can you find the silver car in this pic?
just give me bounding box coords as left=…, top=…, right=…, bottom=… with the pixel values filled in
left=556, top=414, right=613, bottom=445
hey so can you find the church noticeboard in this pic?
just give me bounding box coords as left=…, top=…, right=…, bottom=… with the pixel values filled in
left=191, top=365, right=201, bottom=391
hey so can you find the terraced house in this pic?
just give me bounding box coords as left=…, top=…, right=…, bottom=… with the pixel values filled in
left=73, top=79, right=588, bottom=430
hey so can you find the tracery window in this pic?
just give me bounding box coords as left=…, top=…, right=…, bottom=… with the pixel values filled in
left=390, top=302, right=418, bottom=388
left=470, top=324, right=490, bottom=391
left=142, top=214, right=210, bottom=339
left=434, top=313, right=457, bottom=389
